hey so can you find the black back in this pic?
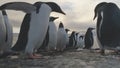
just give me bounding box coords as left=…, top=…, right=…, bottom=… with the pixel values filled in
left=12, top=14, right=31, bottom=51
left=84, top=28, right=94, bottom=49
left=12, top=2, right=43, bottom=51
left=94, top=2, right=120, bottom=48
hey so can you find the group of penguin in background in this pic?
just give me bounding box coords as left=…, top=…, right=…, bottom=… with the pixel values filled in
left=0, top=1, right=120, bottom=59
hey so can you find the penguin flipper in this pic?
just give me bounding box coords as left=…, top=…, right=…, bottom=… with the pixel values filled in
left=0, top=2, right=36, bottom=13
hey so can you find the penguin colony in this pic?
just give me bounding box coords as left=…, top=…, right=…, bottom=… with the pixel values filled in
left=0, top=1, right=119, bottom=59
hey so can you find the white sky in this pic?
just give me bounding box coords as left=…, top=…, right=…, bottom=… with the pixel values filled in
left=0, top=0, right=120, bottom=33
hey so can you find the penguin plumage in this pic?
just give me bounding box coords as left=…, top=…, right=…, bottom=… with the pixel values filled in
left=84, top=27, right=95, bottom=49
left=0, top=2, right=65, bottom=58
left=56, top=22, right=67, bottom=51
left=94, top=2, right=120, bottom=54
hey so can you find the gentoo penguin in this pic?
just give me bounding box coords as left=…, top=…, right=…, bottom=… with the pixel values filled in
left=56, top=22, right=67, bottom=51
left=68, top=31, right=76, bottom=48
left=0, top=2, right=37, bottom=58
left=84, top=27, right=95, bottom=49
left=65, top=29, right=70, bottom=48
left=79, top=35, right=85, bottom=48
left=93, top=2, right=120, bottom=55
left=74, top=32, right=79, bottom=48
left=0, top=10, right=16, bottom=58
left=39, top=17, right=58, bottom=51
left=0, top=11, right=6, bottom=52
left=46, top=17, right=58, bottom=51
left=2, top=10, right=13, bottom=51
left=0, top=2, right=65, bottom=58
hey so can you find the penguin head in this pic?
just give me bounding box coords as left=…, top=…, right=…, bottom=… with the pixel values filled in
left=79, top=35, right=84, bottom=39
left=45, top=2, right=66, bottom=15
left=88, top=27, right=95, bottom=31
left=49, top=17, right=59, bottom=22
left=71, top=31, right=75, bottom=36
left=65, top=29, right=70, bottom=33
left=59, top=22, right=64, bottom=28
left=93, top=2, right=107, bottom=20
left=76, top=33, right=79, bottom=36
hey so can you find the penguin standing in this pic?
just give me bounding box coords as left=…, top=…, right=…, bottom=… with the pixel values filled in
left=74, top=33, right=79, bottom=48
left=0, top=2, right=38, bottom=58
left=56, top=22, right=67, bottom=51
left=84, top=27, right=94, bottom=49
left=68, top=31, right=76, bottom=48
left=65, top=29, right=70, bottom=48
left=93, top=2, right=120, bottom=55
left=46, top=17, right=58, bottom=51
left=2, top=10, right=13, bottom=52
left=39, top=16, right=58, bottom=52
left=79, top=35, right=84, bottom=48
left=0, top=11, right=7, bottom=52
left=0, top=2, right=65, bottom=59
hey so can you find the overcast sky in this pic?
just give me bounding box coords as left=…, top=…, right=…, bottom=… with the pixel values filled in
left=0, top=0, right=120, bottom=33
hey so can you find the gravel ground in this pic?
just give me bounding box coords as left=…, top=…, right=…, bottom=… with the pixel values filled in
left=0, top=49, right=120, bottom=68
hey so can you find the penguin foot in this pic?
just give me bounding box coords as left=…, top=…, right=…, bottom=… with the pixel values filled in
left=100, top=49, right=105, bottom=55
left=28, top=54, right=42, bottom=59
left=33, top=53, right=43, bottom=57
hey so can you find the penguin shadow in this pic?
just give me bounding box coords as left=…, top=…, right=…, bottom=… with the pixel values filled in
left=0, top=51, right=20, bottom=59
left=38, top=50, right=65, bottom=57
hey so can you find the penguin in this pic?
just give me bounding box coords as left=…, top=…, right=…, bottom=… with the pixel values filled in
left=75, top=33, right=83, bottom=49
left=39, top=17, right=58, bottom=52
left=79, top=35, right=85, bottom=48
left=46, top=17, right=58, bottom=51
left=65, top=29, right=70, bottom=48
left=56, top=22, right=67, bottom=51
left=84, top=27, right=95, bottom=49
left=0, top=2, right=37, bottom=58
left=0, top=2, right=65, bottom=58
left=68, top=31, right=76, bottom=48
left=0, top=11, right=7, bottom=52
left=24, top=2, right=65, bottom=59
left=93, top=2, right=120, bottom=55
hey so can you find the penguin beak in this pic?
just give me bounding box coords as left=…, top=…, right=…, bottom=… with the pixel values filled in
left=55, top=17, right=59, bottom=19
left=93, top=13, right=97, bottom=20
left=92, top=28, right=95, bottom=30
left=45, top=2, right=66, bottom=15
left=0, top=2, right=36, bottom=13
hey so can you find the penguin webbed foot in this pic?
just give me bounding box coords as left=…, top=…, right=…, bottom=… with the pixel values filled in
left=27, top=53, right=43, bottom=59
